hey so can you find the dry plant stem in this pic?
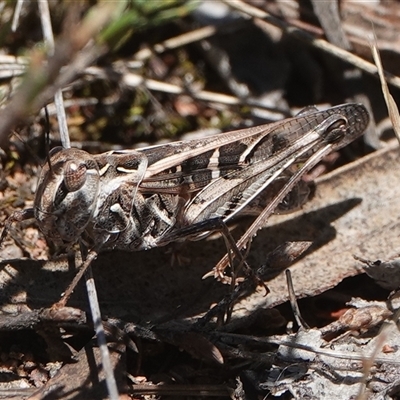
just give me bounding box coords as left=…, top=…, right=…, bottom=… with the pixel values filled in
left=11, top=0, right=25, bottom=32
left=55, top=247, right=101, bottom=308
left=356, top=324, right=390, bottom=399
left=40, top=97, right=99, bottom=116
left=216, top=332, right=400, bottom=365
left=84, top=265, right=119, bottom=400
left=370, top=38, right=400, bottom=145
left=130, top=383, right=231, bottom=397
left=285, top=269, right=310, bottom=330
left=38, top=0, right=70, bottom=148
left=0, top=306, right=86, bottom=331
left=133, top=25, right=218, bottom=62
left=223, top=0, right=400, bottom=90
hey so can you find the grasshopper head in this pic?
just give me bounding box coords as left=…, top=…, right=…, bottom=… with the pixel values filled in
left=34, top=147, right=100, bottom=247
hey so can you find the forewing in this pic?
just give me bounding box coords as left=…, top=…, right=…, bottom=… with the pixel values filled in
left=139, top=105, right=351, bottom=194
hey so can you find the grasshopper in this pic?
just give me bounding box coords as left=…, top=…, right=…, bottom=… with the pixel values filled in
left=1, top=103, right=369, bottom=304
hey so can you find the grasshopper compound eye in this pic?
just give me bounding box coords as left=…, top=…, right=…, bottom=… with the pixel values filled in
left=63, top=160, right=88, bottom=192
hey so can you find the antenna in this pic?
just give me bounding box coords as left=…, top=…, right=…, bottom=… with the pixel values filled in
left=44, top=106, right=52, bottom=172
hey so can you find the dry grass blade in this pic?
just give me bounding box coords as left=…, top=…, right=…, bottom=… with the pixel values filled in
left=285, top=269, right=310, bottom=330
left=370, top=38, right=400, bottom=146
left=133, top=25, right=218, bottom=62
left=11, top=0, right=25, bottom=32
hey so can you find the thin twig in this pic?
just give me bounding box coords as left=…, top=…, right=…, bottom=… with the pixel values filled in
left=285, top=269, right=310, bottom=330
left=215, top=331, right=400, bottom=365
left=11, top=0, right=25, bottom=32
left=0, top=307, right=86, bottom=331
left=133, top=25, right=218, bottom=62
left=85, top=266, right=119, bottom=400
left=129, top=383, right=231, bottom=397
left=38, top=97, right=99, bottom=116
